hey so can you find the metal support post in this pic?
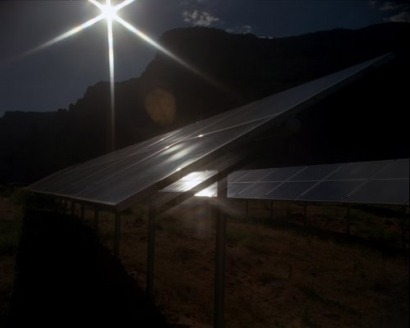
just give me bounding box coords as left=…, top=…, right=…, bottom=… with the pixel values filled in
left=214, top=178, right=227, bottom=328
left=401, top=206, right=407, bottom=249
left=114, top=212, right=121, bottom=257
left=146, top=201, right=156, bottom=299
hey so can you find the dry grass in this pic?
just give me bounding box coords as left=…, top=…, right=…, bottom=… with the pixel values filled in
left=87, top=198, right=409, bottom=328
left=1, top=194, right=408, bottom=327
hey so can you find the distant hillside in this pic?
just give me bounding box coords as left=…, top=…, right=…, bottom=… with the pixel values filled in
left=0, top=23, right=409, bottom=184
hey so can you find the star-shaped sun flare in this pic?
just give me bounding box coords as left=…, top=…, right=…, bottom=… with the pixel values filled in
left=98, top=0, right=119, bottom=21
left=22, top=0, right=200, bottom=151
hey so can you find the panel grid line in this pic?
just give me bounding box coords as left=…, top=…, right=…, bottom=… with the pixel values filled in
left=296, top=164, right=346, bottom=199
left=342, top=160, right=393, bottom=201
left=28, top=54, right=394, bottom=209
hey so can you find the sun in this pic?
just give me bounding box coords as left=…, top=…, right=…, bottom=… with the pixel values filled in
left=21, top=0, right=203, bottom=152
left=90, top=0, right=121, bottom=22
left=101, top=3, right=118, bottom=22
left=89, top=0, right=137, bottom=22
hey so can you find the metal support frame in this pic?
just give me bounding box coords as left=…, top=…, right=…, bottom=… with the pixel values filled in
left=401, top=205, right=407, bottom=249
left=114, top=212, right=121, bottom=257
left=146, top=200, right=156, bottom=299
left=214, top=178, right=227, bottom=328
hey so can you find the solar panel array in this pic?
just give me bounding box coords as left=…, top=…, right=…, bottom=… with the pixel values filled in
left=228, top=159, right=409, bottom=205
left=28, top=55, right=391, bottom=210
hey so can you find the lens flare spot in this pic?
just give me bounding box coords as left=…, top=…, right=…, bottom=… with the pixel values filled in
left=144, top=88, right=176, bottom=126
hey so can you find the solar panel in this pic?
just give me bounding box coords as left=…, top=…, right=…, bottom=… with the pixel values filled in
left=227, top=159, right=409, bottom=205
left=267, top=182, right=316, bottom=201
left=29, top=54, right=392, bottom=210
left=236, top=182, right=282, bottom=199
left=326, top=160, right=391, bottom=180
left=263, top=167, right=306, bottom=181
left=162, top=171, right=218, bottom=197
left=373, top=158, right=409, bottom=179
left=346, top=180, right=409, bottom=205
left=299, top=181, right=364, bottom=202
left=227, top=183, right=248, bottom=198
left=290, top=164, right=342, bottom=181
left=229, top=169, right=275, bottom=183
left=170, top=159, right=408, bottom=205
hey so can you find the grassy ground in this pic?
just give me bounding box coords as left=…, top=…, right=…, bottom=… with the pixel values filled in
left=0, top=194, right=408, bottom=327
left=91, top=198, right=409, bottom=328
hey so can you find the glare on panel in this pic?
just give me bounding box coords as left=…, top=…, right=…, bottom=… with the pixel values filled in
left=28, top=55, right=393, bottom=209
left=162, top=171, right=218, bottom=197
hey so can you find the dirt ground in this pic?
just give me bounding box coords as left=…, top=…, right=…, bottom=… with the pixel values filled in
left=1, top=196, right=409, bottom=327
left=94, top=198, right=409, bottom=328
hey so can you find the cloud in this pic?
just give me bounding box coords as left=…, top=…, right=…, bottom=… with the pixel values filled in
left=182, top=9, right=220, bottom=27
left=379, top=1, right=402, bottom=11
left=226, top=25, right=253, bottom=34
left=388, top=11, right=410, bottom=22
left=369, top=0, right=410, bottom=22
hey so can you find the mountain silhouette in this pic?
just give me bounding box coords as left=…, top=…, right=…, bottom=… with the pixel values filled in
left=0, top=22, right=409, bottom=184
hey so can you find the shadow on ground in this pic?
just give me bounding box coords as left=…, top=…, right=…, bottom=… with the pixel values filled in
left=6, top=210, right=172, bottom=327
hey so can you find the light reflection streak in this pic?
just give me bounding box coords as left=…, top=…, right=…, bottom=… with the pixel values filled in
left=19, top=0, right=224, bottom=151
left=115, top=17, right=205, bottom=78
left=115, top=17, right=224, bottom=87
left=163, top=171, right=218, bottom=197
left=106, top=0, right=116, bottom=151
left=21, top=15, right=104, bottom=58
left=113, top=0, right=136, bottom=11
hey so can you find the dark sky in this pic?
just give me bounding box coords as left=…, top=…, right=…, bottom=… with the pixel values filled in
left=0, top=0, right=409, bottom=117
